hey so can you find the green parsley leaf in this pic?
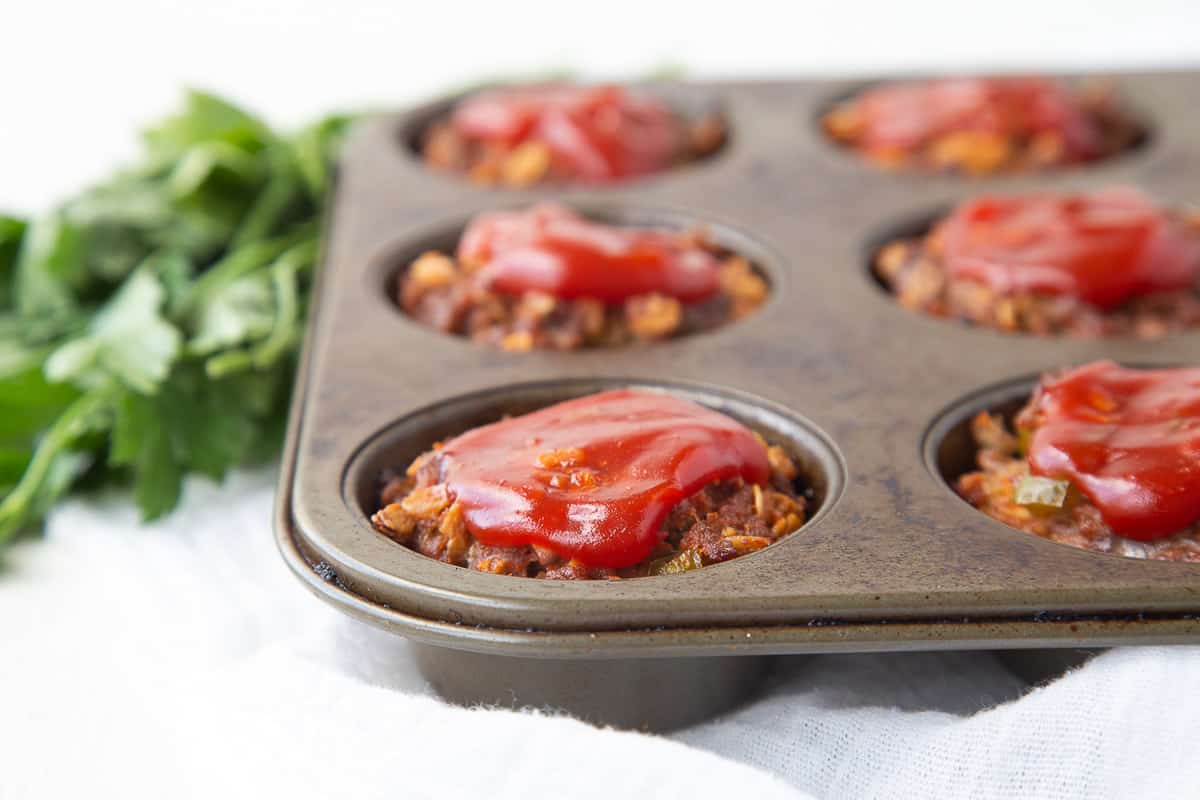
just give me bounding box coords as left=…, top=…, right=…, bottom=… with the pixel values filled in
left=13, top=213, right=84, bottom=339
left=0, top=88, right=355, bottom=550
left=110, top=389, right=184, bottom=520
left=143, top=90, right=270, bottom=158
left=0, top=391, right=112, bottom=544
left=0, top=367, right=80, bottom=445
left=45, top=269, right=182, bottom=394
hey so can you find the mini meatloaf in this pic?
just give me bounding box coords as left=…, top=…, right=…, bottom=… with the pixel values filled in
left=957, top=361, right=1200, bottom=562
left=823, top=77, right=1140, bottom=174
left=420, top=83, right=725, bottom=186
left=398, top=204, right=769, bottom=351
left=371, top=390, right=809, bottom=579
left=874, top=187, right=1200, bottom=338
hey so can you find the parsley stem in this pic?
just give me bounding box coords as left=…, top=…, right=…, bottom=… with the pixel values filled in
left=0, top=391, right=111, bottom=544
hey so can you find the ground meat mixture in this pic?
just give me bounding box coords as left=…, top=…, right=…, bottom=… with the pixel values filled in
left=957, top=409, right=1200, bottom=562
left=372, top=436, right=808, bottom=579
left=419, top=86, right=725, bottom=187
left=398, top=237, right=768, bottom=351
left=873, top=211, right=1200, bottom=338
left=823, top=77, right=1141, bottom=174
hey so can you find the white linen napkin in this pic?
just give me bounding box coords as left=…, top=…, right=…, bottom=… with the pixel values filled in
left=2, top=470, right=1197, bottom=799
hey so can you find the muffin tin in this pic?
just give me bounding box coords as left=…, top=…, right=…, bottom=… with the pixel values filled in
left=275, top=71, right=1200, bottom=731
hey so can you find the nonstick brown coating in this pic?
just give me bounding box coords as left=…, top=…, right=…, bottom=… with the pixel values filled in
left=277, top=73, right=1200, bottom=656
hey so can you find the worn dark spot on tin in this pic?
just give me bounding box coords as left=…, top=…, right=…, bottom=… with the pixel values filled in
left=882, top=477, right=907, bottom=508
left=313, top=560, right=342, bottom=587
left=882, top=475, right=936, bottom=528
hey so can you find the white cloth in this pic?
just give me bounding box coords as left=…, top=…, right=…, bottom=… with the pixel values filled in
left=3, top=471, right=1198, bottom=799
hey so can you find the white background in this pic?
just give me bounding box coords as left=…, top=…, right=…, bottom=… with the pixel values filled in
left=3, top=0, right=1197, bottom=211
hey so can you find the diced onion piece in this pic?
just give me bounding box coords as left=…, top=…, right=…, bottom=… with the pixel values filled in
left=649, top=549, right=704, bottom=575
left=1014, top=476, right=1071, bottom=508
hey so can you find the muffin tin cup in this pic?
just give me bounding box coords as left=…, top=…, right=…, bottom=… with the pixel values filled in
left=276, top=72, right=1200, bottom=729
left=411, top=646, right=772, bottom=731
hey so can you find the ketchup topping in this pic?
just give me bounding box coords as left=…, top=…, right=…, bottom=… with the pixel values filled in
left=451, top=84, right=679, bottom=181
left=1026, top=361, right=1200, bottom=540
left=437, top=389, right=772, bottom=568
left=457, top=204, right=721, bottom=304
left=851, top=77, right=1103, bottom=157
left=938, top=188, right=1200, bottom=310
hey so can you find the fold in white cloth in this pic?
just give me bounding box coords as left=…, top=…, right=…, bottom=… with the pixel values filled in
left=3, top=471, right=1196, bottom=799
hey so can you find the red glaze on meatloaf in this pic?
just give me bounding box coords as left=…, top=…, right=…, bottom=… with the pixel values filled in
left=823, top=77, right=1141, bottom=174
left=957, top=361, right=1200, bottom=561
left=421, top=84, right=724, bottom=186
left=874, top=188, right=1200, bottom=338
left=371, top=390, right=809, bottom=579
left=399, top=204, right=769, bottom=351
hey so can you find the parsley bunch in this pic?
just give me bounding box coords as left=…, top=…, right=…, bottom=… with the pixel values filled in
left=0, top=91, right=352, bottom=547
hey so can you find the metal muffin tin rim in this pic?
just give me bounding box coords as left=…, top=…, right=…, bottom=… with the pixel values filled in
left=277, top=497, right=1200, bottom=660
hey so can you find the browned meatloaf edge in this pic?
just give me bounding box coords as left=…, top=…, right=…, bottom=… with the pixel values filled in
left=872, top=213, right=1200, bottom=338
left=822, top=81, right=1141, bottom=174
left=398, top=235, right=769, bottom=351
left=956, top=406, right=1200, bottom=561
left=420, top=111, right=725, bottom=187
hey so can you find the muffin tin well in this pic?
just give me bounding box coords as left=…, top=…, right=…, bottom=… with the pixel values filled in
left=400, top=82, right=730, bottom=188
left=342, top=379, right=842, bottom=554
left=276, top=72, right=1200, bottom=730
left=382, top=203, right=781, bottom=347
left=816, top=78, right=1154, bottom=174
